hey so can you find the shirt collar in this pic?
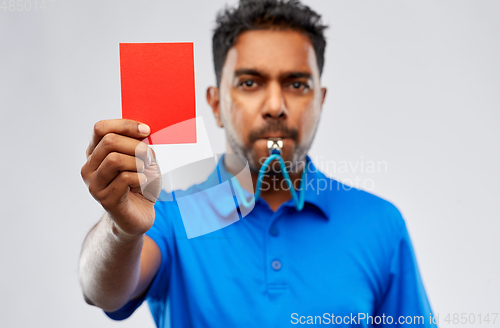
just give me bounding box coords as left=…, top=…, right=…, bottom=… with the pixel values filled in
left=175, top=156, right=238, bottom=218
left=300, top=156, right=331, bottom=220
left=212, top=154, right=331, bottom=220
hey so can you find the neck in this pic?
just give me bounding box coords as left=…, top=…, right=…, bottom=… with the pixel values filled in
left=224, top=153, right=306, bottom=212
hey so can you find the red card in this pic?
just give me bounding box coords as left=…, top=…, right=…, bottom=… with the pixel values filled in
left=120, top=42, right=196, bottom=144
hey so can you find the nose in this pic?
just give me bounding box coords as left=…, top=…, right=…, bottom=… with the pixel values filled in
left=262, top=81, right=288, bottom=120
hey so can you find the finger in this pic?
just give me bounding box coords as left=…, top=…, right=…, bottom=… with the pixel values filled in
left=91, top=152, right=146, bottom=191
left=97, top=172, right=148, bottom=211
left=86, top=119, right=151, bottom=158
left=138, top=158, right=162, bottom=202
left=87, top=133, right=152, bottom=172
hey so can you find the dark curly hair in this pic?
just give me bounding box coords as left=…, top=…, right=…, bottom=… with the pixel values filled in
left=212, top=0, right=328, bottom=87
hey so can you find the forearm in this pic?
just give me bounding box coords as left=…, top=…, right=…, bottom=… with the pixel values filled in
left=79, top=212, right=144, bottom=312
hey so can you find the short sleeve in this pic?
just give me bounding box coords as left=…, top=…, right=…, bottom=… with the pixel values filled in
left=104, top=192, right=174, bottom=321
left=374, top=223, right=437, bottom=327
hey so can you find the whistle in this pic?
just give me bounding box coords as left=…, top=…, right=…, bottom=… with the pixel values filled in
left=267, top=138, right=283, bottom=156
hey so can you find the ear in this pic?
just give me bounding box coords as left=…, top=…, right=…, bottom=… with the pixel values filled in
left=206, top=86, right=223, bottom=128
left=320, top=87, right=327, bottom=106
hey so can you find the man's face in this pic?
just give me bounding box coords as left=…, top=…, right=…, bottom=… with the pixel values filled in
left=207, top=29, right=326, bottom=172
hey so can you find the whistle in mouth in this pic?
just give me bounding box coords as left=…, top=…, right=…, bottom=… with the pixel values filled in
left=267, top=138, right=283, bottom=156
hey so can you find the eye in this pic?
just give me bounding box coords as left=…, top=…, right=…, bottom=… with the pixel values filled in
left=238, top=80, right=258, bottom=90
left=288, top=82, right=310, bottom=92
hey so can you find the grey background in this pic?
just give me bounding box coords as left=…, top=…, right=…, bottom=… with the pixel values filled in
left=1, top=0, right=499, bottom=327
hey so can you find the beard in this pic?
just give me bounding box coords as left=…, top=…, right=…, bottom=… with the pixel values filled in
left=224, top=119, right=309, bottom=175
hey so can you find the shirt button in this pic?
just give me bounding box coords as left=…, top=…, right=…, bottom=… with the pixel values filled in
left=271, top=260, right=282, bottom=271
left=269, top=226, right=279, bottom=236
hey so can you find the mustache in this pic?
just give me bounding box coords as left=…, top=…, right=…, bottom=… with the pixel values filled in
left=248, top=121, right=299, bottom=144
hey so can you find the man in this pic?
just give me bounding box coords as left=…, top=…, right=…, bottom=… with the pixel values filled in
left=79, top=0, right=436, bottom=327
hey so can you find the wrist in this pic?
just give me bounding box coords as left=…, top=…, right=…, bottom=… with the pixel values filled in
left=103, top=212, right=144, bottom=244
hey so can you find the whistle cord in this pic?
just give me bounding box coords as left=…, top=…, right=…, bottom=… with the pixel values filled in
left=232, top=153, right=306, bottom=211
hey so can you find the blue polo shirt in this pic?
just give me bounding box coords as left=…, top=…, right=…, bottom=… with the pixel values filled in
left=105, top=156, right=436, bottom=327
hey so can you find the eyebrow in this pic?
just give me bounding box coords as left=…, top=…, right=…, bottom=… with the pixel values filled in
left=283, top=72, right=312, bottom=79
left=234, top=69, right=267, bottom=78
left=234, top=69, right=312, bottom=80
